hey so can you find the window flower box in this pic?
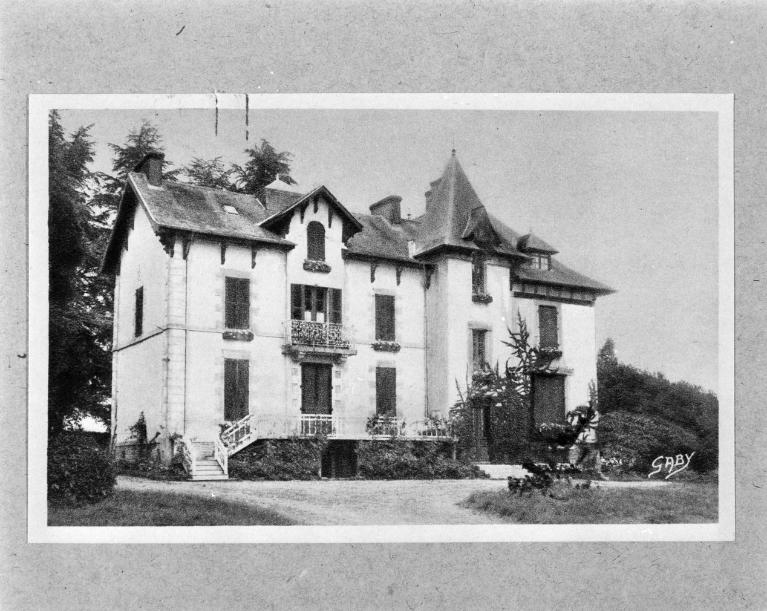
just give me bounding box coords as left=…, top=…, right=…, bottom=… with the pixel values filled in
left=539, top=346, right=563, bottom=358
left=372, top=340, right=401, bottom=352
left=303, top=259, right=331, bottom=273
left=472, top=292, right=493, bottom=304
left=222, top=329, right=254, bottom=341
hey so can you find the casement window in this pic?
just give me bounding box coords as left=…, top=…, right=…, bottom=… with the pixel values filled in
left=375, top=367, right=397, bottom=416
left=527, top=253, right=551, bottom=270
left=134, top=287, right=143, bottom=337
left=224, top=358, right=249, bottom=421
left=472, top=254, right=486, bottom=294
left=306, top=221, right=326, bottom=261
left=291, top=284, right=342, bottom=323
left=472, top=329, right=487, bottom=370
left=374, top=294, right=395, bottom=341
left=225, top=277, right=250, bottom=329
left=538, top=305, right=559, bottom=349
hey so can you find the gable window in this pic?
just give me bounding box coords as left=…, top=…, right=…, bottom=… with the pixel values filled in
left=527, top=253, right=551, bottom=270
left=472, top=329, right=487, bottom=371
left=225, top=277, right=250, bottom=329
left=134, top=287, right=143, bottom=337
left=291, top=284, right=342, bottom=323
left=307, top=221, right=326, bottom=261
left=375, top=294, right=395, bottom=341
left=224, top=358, right=249, bottom=421
left=538, top=305, right=559, bottom=349
left=472, top=254, right=486, bottom=294
left=375, top=367, right=397, bottom=416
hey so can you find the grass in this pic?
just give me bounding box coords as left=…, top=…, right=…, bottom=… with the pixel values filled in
left=463, top=482, right=718, bottom=523
left=48, top=489, right=295, bottom=526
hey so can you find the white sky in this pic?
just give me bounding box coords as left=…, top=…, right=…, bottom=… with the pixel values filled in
left=59, top=108, right=719, bottom=393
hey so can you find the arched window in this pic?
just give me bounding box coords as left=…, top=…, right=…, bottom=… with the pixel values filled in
left=307, top=221, right=326, bottom=261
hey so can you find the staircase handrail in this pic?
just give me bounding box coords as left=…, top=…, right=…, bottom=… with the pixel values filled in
left=220, top=413, right=253, bottom=448
left=213, top=437, right=229, bottom=476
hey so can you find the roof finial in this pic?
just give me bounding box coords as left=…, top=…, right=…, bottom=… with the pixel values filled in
left=451, top=148, right=456, bottom=157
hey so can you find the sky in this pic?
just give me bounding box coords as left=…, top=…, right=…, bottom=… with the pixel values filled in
left=59, top=107, right=720, bottom=393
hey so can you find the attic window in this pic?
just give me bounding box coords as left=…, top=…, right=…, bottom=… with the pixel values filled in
left=223, top=205, right=239, bottom=215
left=527, top=253, right=551, bottom=270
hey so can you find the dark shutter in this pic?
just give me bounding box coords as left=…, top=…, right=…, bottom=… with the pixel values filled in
left=375, top=294, right=395, bottom=340
left=472, top=256, right=485, bottom=294
left=225, top=277, right=250, bottom=329
left=291, top=284, right=304, bottom=320
left=375, top=367, right=396, bottom=415
left=134, top=287, right=143, bottom=337
left=224, top=359, right=249, bottom=421
left=329, top=289, right=342, bottom=324
left=307, top=221, right=326, bottom=261
left=538, top=305, right=558, bottom=348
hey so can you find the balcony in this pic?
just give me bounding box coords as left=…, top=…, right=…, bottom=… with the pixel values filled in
left=283, top=319, right=357, bottom=361
left=227, top=414, right=454, bottom=443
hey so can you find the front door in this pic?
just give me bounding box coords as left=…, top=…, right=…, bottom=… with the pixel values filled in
left=301, top=363, right=332, bottom=414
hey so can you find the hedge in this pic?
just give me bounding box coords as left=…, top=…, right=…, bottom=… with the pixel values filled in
left=228, top=438, right=327, bottom=480
left=357, top=441, right=486, bottom=479
left=48, top=432, right=116, bottom=505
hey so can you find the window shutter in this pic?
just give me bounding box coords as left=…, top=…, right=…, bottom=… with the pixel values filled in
left=134, top=287, right=143, bottom=337
left=291, top=284, right=303, bottom=320
left=472, top=256, right=485, bottom=293
left=225, top=278, right=250, bottom=329
left=375, top=294, right=395, bottom=340
left=538, top=305, right=558, bottom=348
left=472, top=329, right=487, bottom=369
left=329, top=289, right=342, bottom=324
left=307, top=221, right=326, bottom=261
left=224, top=359, right=249, bottom=421
left=375, top=367, right=396, bottom=415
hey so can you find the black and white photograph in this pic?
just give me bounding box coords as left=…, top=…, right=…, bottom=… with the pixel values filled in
left=28, top=94, right=732, bottom=542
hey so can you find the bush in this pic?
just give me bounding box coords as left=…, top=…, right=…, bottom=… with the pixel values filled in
left=357, top=441, right=487, bottom=479
left=228, top=438, right=326, bottom=480
left=48, top=432, right=116, bottom=505
left=599, top=411, right=714, bottom=474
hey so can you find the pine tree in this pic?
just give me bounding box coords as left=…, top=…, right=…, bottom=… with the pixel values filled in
left=231, top=139, right=295, bottom=196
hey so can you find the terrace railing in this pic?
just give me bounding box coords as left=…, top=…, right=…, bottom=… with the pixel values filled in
left=286, top=320, right=351, bottom=350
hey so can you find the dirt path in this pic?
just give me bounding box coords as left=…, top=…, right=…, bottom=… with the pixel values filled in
left=117, top=476, right=505, bottom=524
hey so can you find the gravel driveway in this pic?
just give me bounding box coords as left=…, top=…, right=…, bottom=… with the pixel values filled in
left=117, top=476, right=505, bottom=524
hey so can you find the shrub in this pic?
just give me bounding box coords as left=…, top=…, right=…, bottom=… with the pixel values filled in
left=599, top=411, right=703, bottom=473
left=357, top=441, right=487, bottom=479
left=228, top=438, right=326, bottom=480
left=48, top=432, right=116, bottom=505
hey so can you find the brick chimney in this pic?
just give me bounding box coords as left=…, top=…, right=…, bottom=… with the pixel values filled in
left=369, top=195, right=402, bottom=224
left=134, top=151, right=165, bottom=187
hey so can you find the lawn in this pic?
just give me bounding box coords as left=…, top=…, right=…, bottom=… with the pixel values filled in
left=462, top=482, right=718, bottom=523
left=48, top=489, right=295, bottom=526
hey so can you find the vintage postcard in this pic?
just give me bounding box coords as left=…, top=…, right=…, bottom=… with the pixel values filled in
left=28, top=93, right=734, bottom=543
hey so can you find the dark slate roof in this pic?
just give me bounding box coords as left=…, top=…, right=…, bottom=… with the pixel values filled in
left=261, top=186, right=304, bottom=215
left=129, top=173, right=290, bottom=244
left=345, top=213, right=418, bottom=264
left=514, top=258, right=614, bottom=294
left=517, top=232, right=559, bottom=254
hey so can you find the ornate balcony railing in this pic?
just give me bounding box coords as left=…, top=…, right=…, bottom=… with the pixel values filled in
left=219, top=413, right=454, bottom=455
left=287, top=319, right=351, bottom=350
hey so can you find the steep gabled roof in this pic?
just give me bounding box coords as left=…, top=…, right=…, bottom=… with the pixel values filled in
left=345, top=213, right=418, bottom=264
left=517, top=232, right=558, bottom=254
left=414, top=151, right=526, bottom=260
left=514, top=258, right=614, bottom=295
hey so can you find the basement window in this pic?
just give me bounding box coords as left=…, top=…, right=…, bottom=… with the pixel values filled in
left=223, top=205, right=239, bottom=215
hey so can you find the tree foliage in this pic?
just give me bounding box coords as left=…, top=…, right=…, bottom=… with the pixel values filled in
left=596, top=338, right=719, bottom=472
left=183, top=156, right=235, bottom=190
left=231, top=139, right=295, bottom=195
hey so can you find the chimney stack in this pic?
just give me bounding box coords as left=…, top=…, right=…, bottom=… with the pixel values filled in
left=369, top=195, right=402, bottom=224
left=134, top=151, right=165, bottom=187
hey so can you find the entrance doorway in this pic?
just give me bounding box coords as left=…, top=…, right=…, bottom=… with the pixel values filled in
left=532, top=374, right=566, bottom=425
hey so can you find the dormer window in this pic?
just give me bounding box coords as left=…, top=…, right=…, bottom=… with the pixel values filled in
left=223, top=205, right=239, bottom=215
left=307, top=221, right=326, bottom=261
left=527, top=253, right=551, bottom=270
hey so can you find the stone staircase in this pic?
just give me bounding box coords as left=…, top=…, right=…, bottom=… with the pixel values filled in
left=188, top=441, right=228, bottom=481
